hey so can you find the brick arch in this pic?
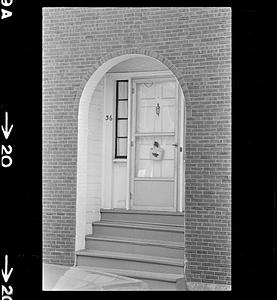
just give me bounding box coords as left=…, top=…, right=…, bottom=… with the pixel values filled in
left=74, top=49, right=189, bottom=254
left=73, top=48, right=190, bottom=118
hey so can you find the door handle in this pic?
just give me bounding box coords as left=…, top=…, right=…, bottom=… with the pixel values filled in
left=172, top=143, right=178, bottom=147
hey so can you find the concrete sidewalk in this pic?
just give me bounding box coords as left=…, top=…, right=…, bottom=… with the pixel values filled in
left=43, top=264, right=148, bottom=291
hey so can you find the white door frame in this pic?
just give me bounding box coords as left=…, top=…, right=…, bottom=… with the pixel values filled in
left=103, top=70, right=185, bottom=212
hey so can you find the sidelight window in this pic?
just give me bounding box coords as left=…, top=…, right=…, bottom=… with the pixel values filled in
left=115, top=80, right=128, bottom=158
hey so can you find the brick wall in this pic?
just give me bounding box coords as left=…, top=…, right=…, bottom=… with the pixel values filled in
left=43, top=7, right=231, bottom=284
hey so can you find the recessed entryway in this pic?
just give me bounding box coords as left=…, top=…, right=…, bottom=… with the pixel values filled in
left=75, top=53, right=186, bottom=258
left=74, top=53, right=187, bottom=290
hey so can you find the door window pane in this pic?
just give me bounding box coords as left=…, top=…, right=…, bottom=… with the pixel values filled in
left=118, top=101, right=128, bottom=118
left=135, top=136, right=175, bottom=178
left=117, top=138, right=127, bottom=157
left=117, top=119, right=128, bottom=137
left=118, top=81, right=128, bottom=99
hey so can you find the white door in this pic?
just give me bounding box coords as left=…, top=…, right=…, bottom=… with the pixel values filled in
left=130, top=77, right=179, bottom=211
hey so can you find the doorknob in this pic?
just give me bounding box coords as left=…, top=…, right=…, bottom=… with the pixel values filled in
left=172, top=143, right=178, bottom=147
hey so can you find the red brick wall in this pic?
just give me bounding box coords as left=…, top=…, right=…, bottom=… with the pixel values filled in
left=43, top=7, right=231, bottom=285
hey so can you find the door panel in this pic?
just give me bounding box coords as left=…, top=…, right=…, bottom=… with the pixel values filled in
left=161, top=105, right=175, bottom=132
left=134, top=181, right=174, bottom=208
left=136, top=87, right=176, bottom=133
left=161, top=81, right=176, bottom=98
left=138, top=83, right=156, bottom=99
left=131, top=78, right=178, bottom=211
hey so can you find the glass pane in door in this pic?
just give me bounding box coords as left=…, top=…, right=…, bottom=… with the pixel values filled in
left=136, top=82, right=176, bottom=134
left=135, top=136, right=175, bottom=178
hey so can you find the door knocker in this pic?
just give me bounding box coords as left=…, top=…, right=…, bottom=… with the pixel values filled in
left=150, top=141, right=164, bottom=160
left=155, top=103, right=160, bottom=117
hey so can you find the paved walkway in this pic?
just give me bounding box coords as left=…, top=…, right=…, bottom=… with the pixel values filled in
left=43, top=264, right=148, bottom=290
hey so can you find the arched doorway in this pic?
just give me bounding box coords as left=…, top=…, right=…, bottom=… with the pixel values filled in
left=75, top=52, right=187, bottom=254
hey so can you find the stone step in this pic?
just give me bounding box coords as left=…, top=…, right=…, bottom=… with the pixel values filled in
left=85, top=235, right=184, bottom=259
left=76, top=265, right=187, bottom=290
left=92, top=221, right=184, bottom=243
left=100, top=209, right=184, bottom=226
left=103, top=219, right=184, bottom=228
left=76, top=249, right=184, bottom=275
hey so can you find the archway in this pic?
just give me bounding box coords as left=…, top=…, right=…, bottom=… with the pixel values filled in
left=75, top=50, right=188, bottom=253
